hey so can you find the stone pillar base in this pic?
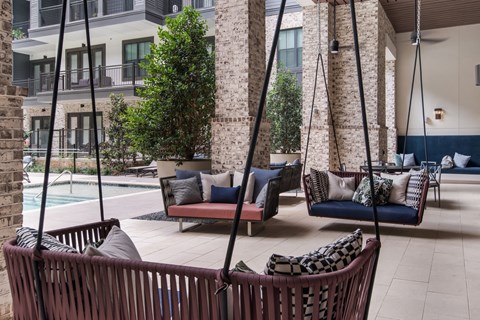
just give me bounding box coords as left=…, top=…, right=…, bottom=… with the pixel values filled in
left=211, top=117, right=270, bottom=173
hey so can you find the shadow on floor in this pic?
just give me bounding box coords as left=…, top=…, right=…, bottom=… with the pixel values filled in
left=319, top=221, right=479, bottom=240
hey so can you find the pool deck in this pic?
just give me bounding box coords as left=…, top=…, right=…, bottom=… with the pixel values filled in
left=20, top=172, right=480, bottom=319
left=23, top=172, right=163, bottom=230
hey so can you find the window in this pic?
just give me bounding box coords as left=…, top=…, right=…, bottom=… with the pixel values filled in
left=66, top=45, right=105, bottom=88
left=67, top=112, right=103, bottom=152
left=123, top=38, right=153, bottom=80
left=30, top=116, right=51, bottom=149
left=278, top=28, right=303, bottom=84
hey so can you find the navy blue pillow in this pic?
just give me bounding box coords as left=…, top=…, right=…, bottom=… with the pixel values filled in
left=292, top=158, right=301, bottom=166
left=270, top=161, right=287, bottom=167
left=251, top=167, right=282, bottom=201
left=175, top=169, right=211, bottom=195
left=210, top=185, right=240, bottom=204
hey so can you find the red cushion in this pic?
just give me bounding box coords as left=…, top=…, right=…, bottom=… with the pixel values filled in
left=168, top=203, right=263, bottom=221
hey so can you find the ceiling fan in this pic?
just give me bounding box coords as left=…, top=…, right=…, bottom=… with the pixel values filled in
left=409, top=0, right=447, bottom=45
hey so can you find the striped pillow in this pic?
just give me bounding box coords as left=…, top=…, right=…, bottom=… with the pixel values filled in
left=16, top=227, right=78, bottom=253
left=310, top=168, right=329, bottom=203
left=406, top=169, right=428, bottom=209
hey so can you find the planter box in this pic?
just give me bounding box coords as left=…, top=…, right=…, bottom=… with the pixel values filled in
left=157, top=159, right=212, bottom=178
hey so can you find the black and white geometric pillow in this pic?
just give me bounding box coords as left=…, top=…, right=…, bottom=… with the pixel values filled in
left=264, top=229, right=363, bottom=320
left=406, top=169, right=428, bottom=209
left=310, top=168, right=329, bottom=203
left=16, top=227, right=78, bottom=253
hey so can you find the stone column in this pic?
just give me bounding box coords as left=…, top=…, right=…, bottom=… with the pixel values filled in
left=211, top=0, right=269, bottom=172
left=302, top=0, right=396, bottom=172
left=0, top=0, right=26, bottom=317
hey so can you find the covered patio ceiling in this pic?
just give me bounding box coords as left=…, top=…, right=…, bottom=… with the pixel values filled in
left=315, top=0, right=480, bottom=33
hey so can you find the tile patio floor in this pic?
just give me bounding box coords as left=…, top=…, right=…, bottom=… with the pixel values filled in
left=21, top=173, right=480, bottom=319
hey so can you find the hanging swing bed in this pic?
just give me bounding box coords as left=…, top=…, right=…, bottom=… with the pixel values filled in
left=302, top=0, right=430, bottom=227
left=5, top=0, right=381, bottom=319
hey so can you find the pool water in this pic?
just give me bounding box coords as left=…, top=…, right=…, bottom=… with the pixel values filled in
left=23, top=182, right=159, bottom=212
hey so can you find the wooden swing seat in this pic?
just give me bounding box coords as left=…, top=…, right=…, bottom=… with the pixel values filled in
left=4, top=218, right=380, bottom=320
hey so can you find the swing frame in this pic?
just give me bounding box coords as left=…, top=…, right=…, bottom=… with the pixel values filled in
left=4, top=0, right=384, bottom=319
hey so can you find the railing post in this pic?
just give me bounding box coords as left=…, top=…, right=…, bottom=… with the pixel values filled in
left=98, top=65, right=103, bottom=87
left=132, top=62, right=136, bottom=86
left=73, top=144, right=77, bottom=173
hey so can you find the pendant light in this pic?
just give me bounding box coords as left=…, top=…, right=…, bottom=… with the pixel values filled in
left=330, top=0, right=339, bottom=53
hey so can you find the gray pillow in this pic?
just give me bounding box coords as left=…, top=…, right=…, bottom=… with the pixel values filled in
left=399, top=153, right=416, bottom=166
left=327, top=172, right=355, bottom=201
left=170, top=177, right=203, bottom=205
left=453, top=152, right=471, bottom=168
left=255, top=184, right=268, bottom=208
left=84, top=226, right=142, bottom=261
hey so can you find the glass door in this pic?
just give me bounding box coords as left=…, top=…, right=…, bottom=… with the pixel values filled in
left=31, top=116, right=51, bottom=149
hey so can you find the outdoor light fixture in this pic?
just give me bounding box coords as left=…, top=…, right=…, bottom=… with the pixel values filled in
left=330, top=0, right=339, bottom=54
left=476, top=64, right=480, bottom=86
left=172, top=4, right=178, bottom=13
left=410, top=32, right=419, bottom=46
left=434, top=108, right=444, bottom=120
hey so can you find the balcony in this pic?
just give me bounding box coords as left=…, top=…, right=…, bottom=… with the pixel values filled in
left=70, top=0, right=98, bottom=22
left=39, top=0, right=134, bottom=27
left=13, top=63, right=144, bottom=98
left=166, top=0, right=215, bottom=14
left=13, top=21, right=30, bottom=40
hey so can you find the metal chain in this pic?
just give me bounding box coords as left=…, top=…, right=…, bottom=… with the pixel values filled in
left=317, top=0, right=321, bottom=53
left=416, top=0, right=421, bottom=43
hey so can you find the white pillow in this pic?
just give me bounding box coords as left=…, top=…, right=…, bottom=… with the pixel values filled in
left=380, top=173, right=411, bottom=205
left=200, top=171, right=231, bottom=201
left=327, top=171, right=355, bottom=201
left=233, top=171, right=255, bottom=203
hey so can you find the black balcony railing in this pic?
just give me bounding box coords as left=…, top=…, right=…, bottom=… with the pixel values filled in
left=103, top=0, right=134, bottom=15
left=166, top=0, right=214, bottom=14
left=13, top=21, right=29, bottom=39
left=13, top=63, right=144, bottom=97
left=70, top=0, right=98, bottom=22
left=39, top=5, right=62, bottom=27
left=26, top=128, right=106, bottom=157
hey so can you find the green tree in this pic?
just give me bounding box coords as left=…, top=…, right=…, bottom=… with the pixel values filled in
left=101, top=94, right=137, bottom=173
left=267, top=67, right=302, bottom=153
left=125, top=6, right=215, bottom=162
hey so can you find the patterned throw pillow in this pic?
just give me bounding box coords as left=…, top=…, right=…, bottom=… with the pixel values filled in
left=16, top=227, right=78, bottom=253
left=406, top=169, right=428, bottom=209
left=310, top=168, right=329, bottom=203
left=352, top=176, right=393, bottom=207
left=264, top=229, right=363, bottom=320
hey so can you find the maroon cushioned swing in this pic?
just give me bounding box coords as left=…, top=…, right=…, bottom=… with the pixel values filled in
left=3, top=1, right=381, bottom=319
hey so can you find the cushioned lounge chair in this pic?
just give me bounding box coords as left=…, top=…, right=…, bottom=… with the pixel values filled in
left=125, top=160, right=157, bottom=177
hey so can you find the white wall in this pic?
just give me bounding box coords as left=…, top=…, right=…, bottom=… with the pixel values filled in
left=396, top=24, right=480, bottom=135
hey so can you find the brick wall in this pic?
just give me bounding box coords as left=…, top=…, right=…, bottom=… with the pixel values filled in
left=302, top=0, right=396, bottom=172
left=212, top=0, right=270, bottom=172
left=0, top=0, right=25, bottom=317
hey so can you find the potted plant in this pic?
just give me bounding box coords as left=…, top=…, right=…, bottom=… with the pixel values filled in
left=267, top=66, right=302, bottom=164
left=125, top=6, right=215, bottom=177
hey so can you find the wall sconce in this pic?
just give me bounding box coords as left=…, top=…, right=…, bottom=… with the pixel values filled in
left=82, top=43, right=86, bottom=47
left=476, top=65, right=480, bottom=86
left=43, top=55, right=47, bottom=59
left=41, top=108, right=46, bottom=112
left=80, top=104, right=85, bottom=108
left=434, top=108, right=444, bottom=120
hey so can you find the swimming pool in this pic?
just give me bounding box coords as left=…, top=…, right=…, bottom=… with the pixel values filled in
left=23, top=182, right=159, bottom=212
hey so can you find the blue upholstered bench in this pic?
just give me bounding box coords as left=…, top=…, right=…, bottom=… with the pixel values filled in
left=303, top=171, right=429, bottom=226
left=397, top=135, right=480, bottom=174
